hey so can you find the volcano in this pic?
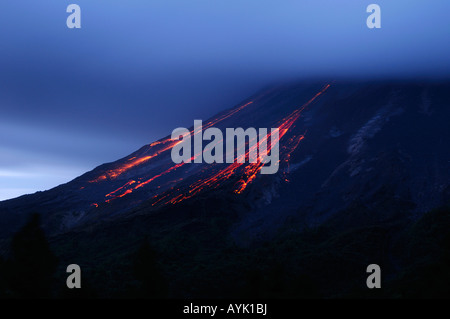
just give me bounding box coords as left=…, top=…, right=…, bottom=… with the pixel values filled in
left=1, top=80, right=450, bottom=298
left=1, top=80, right=449, bottom=236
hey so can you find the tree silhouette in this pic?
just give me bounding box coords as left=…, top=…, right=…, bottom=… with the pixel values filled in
left=6, top=214, right=58, bottom=298
left=132, top=240, right=168, bottom=298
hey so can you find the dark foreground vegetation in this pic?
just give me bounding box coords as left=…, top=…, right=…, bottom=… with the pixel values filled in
left=1, top=204, right=450, bottom=299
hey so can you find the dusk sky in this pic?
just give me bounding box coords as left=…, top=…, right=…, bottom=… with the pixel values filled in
left=1, top=0, right=449, bottom=200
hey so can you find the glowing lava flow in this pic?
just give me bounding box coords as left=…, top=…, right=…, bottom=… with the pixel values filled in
left=89, top=101, right=253, bottom=184
left=281, top=134, right=306, bottom=182
left=153, top=84, right=330, bottom=206
left=89, top=140, right=186, bottom=183
left=91, top=100, right=254, bottom=205
left=105, top=180, right=136, bottom=199
left=96, top=84, right=329, bottom=207
left=203, top=101, right=253, bottom=130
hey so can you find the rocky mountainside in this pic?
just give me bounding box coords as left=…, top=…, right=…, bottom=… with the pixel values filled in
left=1, top=80, right=449, bottom=242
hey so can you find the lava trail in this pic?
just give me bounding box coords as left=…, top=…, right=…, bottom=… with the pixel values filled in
left=95, top=101, right=253, bottom=202
left=152, top=84, right=330, bottom=206
left=96, top=84, right=329, bottom=207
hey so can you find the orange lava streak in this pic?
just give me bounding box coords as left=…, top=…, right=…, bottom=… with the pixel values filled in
left=106, top=102, right=253, bottom=201
left=134, top=163, right=185, bottom=190
left=234, top=162, right=262, bottom=194
left=105, top=180, right=136, bottom=198
left=158, top=84, right=330, bottom=205
left=149, top=139, right=174, bottom=147
left=100, top=84, right=330, bottom=205
left=105, top=189, right=133, bottom=203
left=151, top=193, right=172, bottom=206
left=89, top=142, right=179, bottom=183
left=203, top=101, right=253, bottom=130
left=281, top=134, right=305, bottom=182
left=89, top=101, right=253, bottom=184
left=169, top=125, right=279, bottom=203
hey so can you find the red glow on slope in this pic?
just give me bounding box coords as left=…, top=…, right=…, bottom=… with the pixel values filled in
left=95, top=84, right=329, bottom=206
left=281, top=134, right=305, bottom=182
left=134, top=163, right=185, bottom=190
left=153, top=84, right=330, bottom=206
left=105, top=180, right=136, bottom=198
left=89, top=101, right=253, bottom=184
left=203, top=101, right=253, bottom=130
left=89, top=147, right=175, bottom=183
left=93, top=101, right=253, bottom=202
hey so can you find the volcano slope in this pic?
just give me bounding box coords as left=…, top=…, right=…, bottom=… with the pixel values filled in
left=1, top=80, right=450, bottom=298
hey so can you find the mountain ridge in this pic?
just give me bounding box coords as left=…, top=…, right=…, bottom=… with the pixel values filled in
left=1, top=80, right=450, bottom=242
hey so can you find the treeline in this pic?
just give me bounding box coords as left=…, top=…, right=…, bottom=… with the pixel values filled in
left=0, top=214, right=168, bottom=299
left=2, top=206, right=450, bottom=298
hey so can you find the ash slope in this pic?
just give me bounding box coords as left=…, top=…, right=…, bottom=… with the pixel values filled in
left=1, top=81, right=449, bottom=240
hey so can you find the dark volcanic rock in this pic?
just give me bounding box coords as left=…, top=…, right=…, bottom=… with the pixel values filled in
left=1, top=80, right=449, bottom=242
